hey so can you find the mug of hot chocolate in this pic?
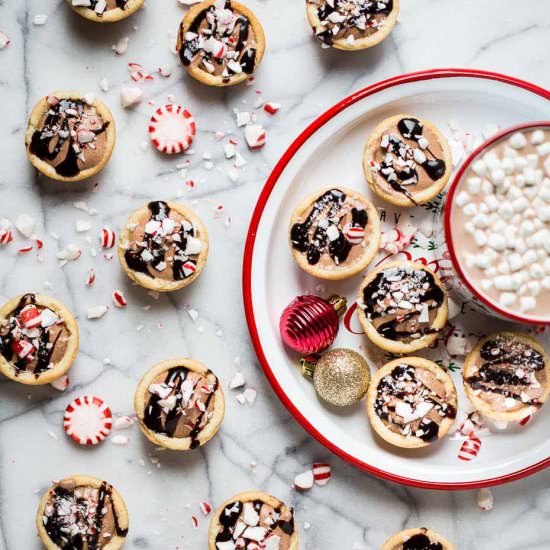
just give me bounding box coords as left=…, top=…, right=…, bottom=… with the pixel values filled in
left=438, top=121, right=550, bottom=325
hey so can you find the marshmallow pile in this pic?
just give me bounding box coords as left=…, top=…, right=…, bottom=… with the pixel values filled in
left=457, top=129, right=550, bottom=314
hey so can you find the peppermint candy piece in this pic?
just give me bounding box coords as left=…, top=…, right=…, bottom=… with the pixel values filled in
left=313, top=462, right=332, bottom=486
left=112, top=290, right=127, bottom=308
left=11, top=340, right=35, bottom=360
left=100, top=227, right=116, bottom=249
left=244, top=124, right=266, bottom=150
left=20, top=304, right=41, bottom=329
left=149, top=104, right=196, bottom=155
left=457, top=435, right=482, bottom=461
left=343, top=224, right=365, bottom=245
left=64, top=395, right=112, bottom=446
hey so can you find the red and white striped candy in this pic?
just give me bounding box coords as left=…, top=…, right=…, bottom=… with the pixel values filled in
left=149, top=104, right=196, bottom=155
left=18, top=245, right=33, bottom=254
left=86, top=268, right=96, bottom=286
left=191, top=516, right=199, bottom=529
left=313, top=462, right=332, bottom=486
left=20, top=305, right=42, bottom=329
left=182, top=261, right=197, bottom=278
left=112, top=290, right=127, bottom=308
left=244, top=124, right=266, bottom=150
left=200, top=501, right=212, bottom=516
left=64, top=395, right=112, bottom=446
left=343, top=224, right=365, bottom=245
left=263, top=102, right=281, bottom=115
left=11, top=340, right=35, bottom=360
left=0, top=228, right=13, bottom=245
left=100, top=228, right=116, bottom=249
left=457, top=435, right=482, bottom=461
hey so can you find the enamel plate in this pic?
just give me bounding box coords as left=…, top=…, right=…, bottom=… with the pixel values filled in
left=243, top=69, right=550, bottom=489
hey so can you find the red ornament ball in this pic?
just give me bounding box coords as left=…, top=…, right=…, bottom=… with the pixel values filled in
left=279, top=295, right=346, bottom=354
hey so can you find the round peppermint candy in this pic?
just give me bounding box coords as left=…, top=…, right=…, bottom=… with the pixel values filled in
left=149, top=104, right=196, bottom=155
left=64, top=395, right=112, bottom=446
left=343, top=224, right=365, bottom=245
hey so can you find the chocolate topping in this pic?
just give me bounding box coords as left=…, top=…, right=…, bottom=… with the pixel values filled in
left=143, top=366, right=218, bottom=448
left=29, top=97, right=110, bottom=178
left=42, top=479, right=127, bottom=550
left=370, top=117, right=446, bottom=204
left=361, top=265, right=445, bottom=342
left=290, top=188, right=370, bottom=267
left=402, top=533, right=443, bottom=550
left=216, top=498, right=295, bottom=550
left=375, top=364, right=456, bottom=442
left=178, top=0, right=258, bottom=83
left=82, top=0, right=129, bottom=14
left=0, top=294, right=70, bottom=378
left=465, top=335, right=547, bottom=411
left=123, top=201, right=203, bottom=282
left=308, top=0, right=393, bottom=46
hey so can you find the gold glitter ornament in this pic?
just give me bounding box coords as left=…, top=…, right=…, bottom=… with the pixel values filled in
left=302, top=348, right=371, bottom=407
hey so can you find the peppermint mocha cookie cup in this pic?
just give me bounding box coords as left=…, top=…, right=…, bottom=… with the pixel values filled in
left=463, top=332, right=550, bottom=422
left=37, top=475, right=129, bottom=550
left=288, top=187, right=381, bottom=280
left=25, top=91, right=116, bottom=183
left=0, top=293, right=79, bottom=386
left=177, top=0, right=266, bottom=87
left=135, top=358, right=225, bottom=451
left=363, top=114, right=452, bottom=207
left=381, top=527, right=455, bottom=550
left=66, top=0, right=144, bottom=23
left=367, top=357, right=457, bottom=449
left=118, top=200, right=209, bottom=292
left=208, top=491, right=299, bottom=550
left=357, top=261, right=448, bottom=354
left=306, top=0, right=400, bottom=51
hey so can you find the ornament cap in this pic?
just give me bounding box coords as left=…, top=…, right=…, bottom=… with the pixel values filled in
left=300, top=354, right=320, bottom=379
left=327, top=294, right=347, bottom=317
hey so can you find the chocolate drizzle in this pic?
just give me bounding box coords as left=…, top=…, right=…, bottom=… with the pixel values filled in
left=403, top=533, right=443, bottom=550
left=375, top=365, right=456, bottom=443
left=290, top=189, right=369, bottom=266
left=309, top=0, right=393, bottom=46
left=0, top=293, right=66, bottom=377
left=215, top=499, right=295, bottom=548
left=465, top=335, right=547, bottom=407
left=86, top=0, right=129, bottom=13
left=124, top=201, right=201, bottom=281
left=178, top=0, right=258, bottom=83
left=361, top=266, right=445, bottom=342
left=144, top=366, right=218, bottom=448
left=373, top=117, right=446, bottom=204
left=43, top=481, right=128, bottom=550
left=29, top=98, right=109, bottom=178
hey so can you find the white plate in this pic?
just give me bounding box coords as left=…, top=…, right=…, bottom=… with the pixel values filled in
left=243, top=69, right=550, bottom=489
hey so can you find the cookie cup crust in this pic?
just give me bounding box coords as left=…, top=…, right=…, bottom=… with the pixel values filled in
left=118, top=201, right=209, bottom=292
left=0, top=294, right=79, bottom=386
left=25, top=91, right=116, bottom=183
left=306, top=0, right=400, bottom=51
left=208, top=491, right=299, bottom=550
left=177, top=0, right=266, bottom=87
left=366, top=357, right=457, bottom=449
left=381, top=527, right=455, bottom=550
left=36, top=475, right=129, bottom=550
left=357, top=260, right=448, bottom=353
left=363, top=113, right=452, bottom=207
left=134, top=358, right=225, bottom=451
left=463, top=331, right=550, bottom=422
left=288, top=186, right=381, bottom=280
left=65, top=0, right=144, bottom=22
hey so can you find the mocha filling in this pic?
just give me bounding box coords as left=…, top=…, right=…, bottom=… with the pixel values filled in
left=401, top=533, right=443, bottom=550
left=123, top=200, right=203, bottom=282
left=370, top=117, right=446, bottom=205
left=0, top=293, right=69, bottom=378
left=375, top=364, right=456, bottom=443
left=308, top=0, right=393, bottom=46
left=464, top=335, right=547, bottom=412
left=43, top=480, right=128, bottom=550
left=215, top=499, right=295, bottom=549
left=361, top=266, right=444, bottom=343
left=29, top=98, right=109, bottom=178
left=178, top=0, right=258, bottom=83
left=143, top=366, right=218, bottom=449
left=289, top=188, right=369, bottom=267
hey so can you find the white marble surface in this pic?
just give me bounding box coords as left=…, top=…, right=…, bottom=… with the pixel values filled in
left=1, top=1, right=550, bottom=549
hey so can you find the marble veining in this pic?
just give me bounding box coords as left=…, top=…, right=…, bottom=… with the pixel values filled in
left=0, top=1, right=550, bottom=549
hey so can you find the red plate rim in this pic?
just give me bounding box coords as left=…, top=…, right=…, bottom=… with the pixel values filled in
left=242, top=68, right=550, bottom=490
left=444, top=120, right=550, bottom=325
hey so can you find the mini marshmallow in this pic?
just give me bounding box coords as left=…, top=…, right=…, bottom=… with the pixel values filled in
left=472, top=213, right=490, bottom=228
left=472, top=159, right=487, bottom=176
left=463, top=203, right=477, bottom=217
left=474, top=230, right=487, bottom=247
left=538, top=142, right=550, bottom=156
left=508, top=253, right=524, bottom=272
left=467, top=177, right=482, bottom=194
left=490, top=168, right=506, bottom=185
left=509, top=132, right=527, bottom=149
left=527, top=281, right=541, bottom=296
left=523, top=249, right=538, bottom=264
left=498, top=202, right=514, bottom=220
left=484, top=195, right=500, bottom=211
left=530, top=264, right=545, bottom=279
left=519, top=296, right=536, bottom=312
left=532, top=130, right=545, bottom=145
left=487, top=233, right=506, bottom=251
left=455, top=191, right=470, bottom=207
left=494, top=275, right=514, bottom=291
left=500, top=292, right=517, bottom=307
